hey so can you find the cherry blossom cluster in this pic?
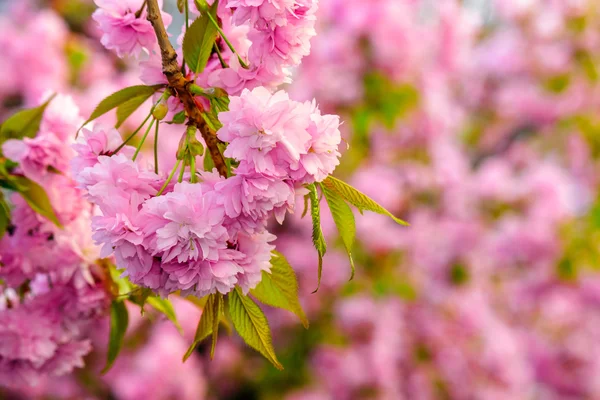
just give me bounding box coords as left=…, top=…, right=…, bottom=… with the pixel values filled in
left=93, top=0, right=317, bottom=95
left=72, top=85, right=340, bottom=298
left=0, top=95, right=109, bottom=388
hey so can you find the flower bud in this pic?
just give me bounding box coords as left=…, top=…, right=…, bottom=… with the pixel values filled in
left=152, top=102, right=168, bottom=121
left=194, top=0, right=210, bottom=12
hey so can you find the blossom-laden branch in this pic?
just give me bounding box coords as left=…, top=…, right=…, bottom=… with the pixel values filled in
left=145, top=0, right=228, bottom=177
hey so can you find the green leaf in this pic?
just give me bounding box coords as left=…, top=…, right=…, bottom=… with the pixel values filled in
left=202, top=110, right=222, bottom=131
left=165, top=111, right=187, bottom=125
left=203, top=152, right=215, bottom=172
left=210, top=293, right=223, bottom=358
left=322, top=176, right=408, bottom=225
left=107, top=263, right=134, bottom=297
left=12, top=176, right=61, bottom=227
left=146, top=296, right=182, bottom=334
left=227, top=287, right=283, bottom=370
left=321, top=184, right=356, bottom=279
left=308, top=184, right=326, bottom=293
left=177, top=0, right=186, bottom=13
left=0, top=94, right=56, bottom=144
left=115, top=91, right=156, bottom=128
left=0, top=193, right=10, bottom=239
left=79, top=85, right=163, bottom=130
left=184, top=293, right=222, bottom=361
left=103, top=301, right=129, bottom=373
left=182, top=13, right=218, bottom=74
left=251, top=251, right=309, bottom=328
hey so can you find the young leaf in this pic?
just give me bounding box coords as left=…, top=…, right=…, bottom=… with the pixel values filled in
left=12, top=176, right=61, bottom=227
left=183, top=293, right=222, bottom=361
left=322, top=176, right=408, bottom=225
left=0, top=94, right=55, bottom=144
left=79, top=85, right=163, bottom=130
left=177, top=0, right=186, bottom=12
left=102, top=300, right=129, bottom=373
left=308, top=184, right=326, bottom=293
left=227, top=287, right=283, bottom=370
left=251, top=251, right=309, bottom=328
left=146, top=296, right=182, bottom=334
left=115, top=91, right=156, bottom=128
left=165, top=111, right=187, bottom=125
left=321, top=184, right=356, bottom=279
left=182, top=13, right=218, bottom=73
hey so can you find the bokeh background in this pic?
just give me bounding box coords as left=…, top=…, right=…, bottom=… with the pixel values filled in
left=2, top=0, right=600, bottom=399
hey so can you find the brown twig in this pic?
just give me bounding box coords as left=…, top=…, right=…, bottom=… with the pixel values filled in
left=146, top=0, right=228, bottom=177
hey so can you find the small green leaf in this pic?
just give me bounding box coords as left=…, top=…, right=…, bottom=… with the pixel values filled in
left=227, top=287, right=283, bottom=370
left=251, top=251, right=309, bottom=328
left=177, top=0, right=186, bottom=13
left=146, top=296, right=182, bottom=334
left=184, top=293, right=222, bottom=361
left=12, top=176, right=61, bottom=227
left=182, top=13, right=218, bottom=73
left=308, top=184, right=326, bottom=293
left=0, top=94, right=56, bottom=144
left=115, top=92, right=156, bottom=128
left=321, top=184, right=356, bottom=279
left=79, top=85, right=163, bottom=130
left=322, top=176, right=408, bottom=225
left=165, top=111, right=187, bottom=125
left=103, top=300, right=129, bottom=373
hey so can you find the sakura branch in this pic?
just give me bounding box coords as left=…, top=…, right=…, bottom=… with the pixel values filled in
left=0, top=0, right=407, bottom=380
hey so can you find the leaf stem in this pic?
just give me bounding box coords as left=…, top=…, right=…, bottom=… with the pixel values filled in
left=156, top=159, right=181, bottom=196
left=205, top=11, right=249, bottom=69
left=113, top=113, right=152, bottom=154
left=153, top=121, right=160, bottom=174
left=182, top=0, right=190, bottom=75
left=132, top=119, right=156, bottom=161
left=179, top=160, right=187, bottom=183
left=213, top=43, right=228, bottom=69
left=190, top=155, right=197, bottom=183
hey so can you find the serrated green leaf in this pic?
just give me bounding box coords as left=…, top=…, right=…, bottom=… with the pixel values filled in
left=102, top=300, right=129, bottom=373
left=227, top=287, right=283, bottom=370
left=146, top=296, right=182, bottom=334
left=322, top=176, right=408, bottom=226
left=251, top=251, right=308, bottom=328
left=115, top=91, right=155, bottom=128
left=183, top=293, right=222, bottom=361
left=321, top=184, right=356, bottom=279
left=308, top=184, right=326, bottom=292
left=210, top=96, right=229, bottom=113
left=12, top=176, right=61, bottom=227
left=0, top=94, right=55, bottom=145
left=79, top=85, right=163, bottom=130
left=182, top=13, right=218, bottom=73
